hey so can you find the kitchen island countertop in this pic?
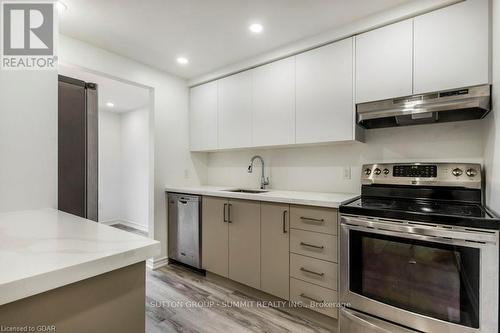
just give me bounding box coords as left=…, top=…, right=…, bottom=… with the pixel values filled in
left=0, top=208, right=160, bottom=306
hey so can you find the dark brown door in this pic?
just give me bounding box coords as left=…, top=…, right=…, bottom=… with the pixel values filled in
left=58, top=75, right=98, bottom=220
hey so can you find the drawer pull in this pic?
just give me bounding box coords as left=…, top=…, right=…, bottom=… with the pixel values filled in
left=300, top=216, right=325, bottom=223
left=283, top=210, right=288, bottom=233
left=228, top=203, right=232, bottom=223
left=300, top=267, right=325, bottom=276
left=300, top=242, right=324, bottom=250
left=300, top=293, right=324, bottom=304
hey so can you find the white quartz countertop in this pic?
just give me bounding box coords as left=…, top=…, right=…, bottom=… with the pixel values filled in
left=0, top=209, right=160, bottom=305
left=165, top=185, right=359, bottom=208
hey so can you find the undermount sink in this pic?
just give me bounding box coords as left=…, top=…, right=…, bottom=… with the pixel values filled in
left=225, top=189, right=269, bottom=194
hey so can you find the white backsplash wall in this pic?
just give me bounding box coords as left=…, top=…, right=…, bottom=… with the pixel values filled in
left=206, top=120, right=485, bottom=194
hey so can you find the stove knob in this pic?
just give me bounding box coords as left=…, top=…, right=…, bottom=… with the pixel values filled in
left=466, top=168, right=478, bottom=177
left=374, top=168, right=382, bottom=175
left=364, top=168, right=371, bottom=176
left=383, top=168, right=390, bottom=175
left=452, top=168, right=463, bottom=177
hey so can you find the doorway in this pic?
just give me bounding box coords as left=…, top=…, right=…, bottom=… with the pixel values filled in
left=59, top=65, right=153, bottom=234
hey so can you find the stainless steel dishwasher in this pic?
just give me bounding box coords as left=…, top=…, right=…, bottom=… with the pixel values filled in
left=167, top=193, right=202, bottom=269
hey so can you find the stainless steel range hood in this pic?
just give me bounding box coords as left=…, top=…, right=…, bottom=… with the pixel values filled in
left=356, top=85, right=491, bottom=129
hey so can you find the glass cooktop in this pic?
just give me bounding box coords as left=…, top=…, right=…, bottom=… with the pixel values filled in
left=340, top=197, right=500, bottom=229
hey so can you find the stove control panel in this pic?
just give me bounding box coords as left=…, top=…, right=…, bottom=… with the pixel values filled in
left=393, top=165, right=437, bottom=178
left=361, top=163, right=482, bottom=189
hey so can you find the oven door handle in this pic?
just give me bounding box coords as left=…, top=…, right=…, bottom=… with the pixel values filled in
left=341, top=215, right=498, bottom=244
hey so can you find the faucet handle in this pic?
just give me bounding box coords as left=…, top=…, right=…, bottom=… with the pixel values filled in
left=264, top=177, right=270, bottom=185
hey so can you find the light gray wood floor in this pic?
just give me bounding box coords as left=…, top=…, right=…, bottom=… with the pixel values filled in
left=111, top=223, right=335, bottom=333
left=146, top=264, right=335, bottom=333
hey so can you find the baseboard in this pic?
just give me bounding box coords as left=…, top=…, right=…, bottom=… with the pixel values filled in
left=147, top=257, right=169, bottom=270
left=99, top=219, right=120, bottom=225
left=99, top=219, right=148, bottom=233
left=119, top=219, right=148, bottom=233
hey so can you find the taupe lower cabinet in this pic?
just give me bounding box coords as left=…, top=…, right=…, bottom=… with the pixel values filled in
left=261, top=203, right=290, bottom=300
left=202, top=197, right=261, bottom=289
left=202, top=197, right=229, bottom=277
left=228, top=199, right=261, bottom=289
left=202, top=196, right=339, bottom=319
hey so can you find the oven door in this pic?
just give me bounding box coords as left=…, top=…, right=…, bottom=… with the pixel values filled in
left=340, top=215, right=499, bottom=333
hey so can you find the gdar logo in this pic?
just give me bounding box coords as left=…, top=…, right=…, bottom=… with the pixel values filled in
left=1, top=1, right=57, bottom=69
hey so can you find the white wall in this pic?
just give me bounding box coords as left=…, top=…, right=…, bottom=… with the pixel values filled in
left=59, top=35, right=208, bottom=264
left=98, top=108, right=150, bottom=229
left=208, top=120, right=485, bottom=193
left=121, top=108, right=149, bottom=228
left=0, top=71, right=57, bottom=212
left=484, top=0, right=500, bottom=214
left=98, top=110, right=122, bottom=221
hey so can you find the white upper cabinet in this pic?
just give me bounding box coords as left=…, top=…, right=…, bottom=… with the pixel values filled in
left=296, top=38, right=354, bottom=144
left=252, top=57, right=295, bottom=147
left=355, top=19, right=413, bottom=103
left=413, top=0, right=490, bottom=94
left=218, top=70, right=253, bottom=149
left=189, top=81, right=218, bottom=151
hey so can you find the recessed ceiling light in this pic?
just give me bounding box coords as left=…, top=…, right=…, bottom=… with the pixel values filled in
left=106, top=102, right=114, bottom=108
left=249, top=23, right=264, bottom=33
left=177, top=57, right=189, bottom=65
left=56, top=1, right=67, bottom=13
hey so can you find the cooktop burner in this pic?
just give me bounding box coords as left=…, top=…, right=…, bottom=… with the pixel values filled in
left=342, top=197, right=498, bottom=229
left=352, top=198, right=486, bottom=218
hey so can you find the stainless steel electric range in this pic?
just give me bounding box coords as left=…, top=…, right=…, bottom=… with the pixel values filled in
left=339, top=163, right=500, bottom=333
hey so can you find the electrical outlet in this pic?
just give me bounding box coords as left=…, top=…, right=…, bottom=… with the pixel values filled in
left=343, top=166, right=352, bottom=180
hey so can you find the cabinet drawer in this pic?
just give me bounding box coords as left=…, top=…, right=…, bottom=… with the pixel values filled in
left=290, top=253, right=337, bottom=290
left=290, top=205, right=337, bottom=235
left=290, top=229, right=337, bottom=262
left=290, top=278, right=338, bottom=318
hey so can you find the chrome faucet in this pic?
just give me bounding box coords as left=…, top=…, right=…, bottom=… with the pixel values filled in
left=248, top=155, right=270, bottom=189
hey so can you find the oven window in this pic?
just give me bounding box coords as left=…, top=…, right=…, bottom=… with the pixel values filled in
left=349, top=230, right=480, bottom=328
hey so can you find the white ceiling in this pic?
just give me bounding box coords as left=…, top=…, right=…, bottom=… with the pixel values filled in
left=59, top=65, right=150, bottom=113
left=59, top=0, right=415, bottom=79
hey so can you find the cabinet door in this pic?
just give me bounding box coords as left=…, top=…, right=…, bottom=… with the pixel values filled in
left=189, top=81, right=218, bottom=151
left=355, top=19, right=413, bottom=103
left=218, top=71, right=253, bottom=149
left=261, top=203, right=290, bottom=300
left=228, top=199, right=261, bottom=289
left=202, top=197, right=228, bottom=277
left=252, top=57, right=295, bottom=147
left=413, top=0, right=490, bottom=93
left=296, top=38, right=354, bottom=144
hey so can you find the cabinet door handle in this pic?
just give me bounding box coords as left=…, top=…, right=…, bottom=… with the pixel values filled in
left=228, top=203, right=232, bottom=223
left=300, top=242, right=324, bottom=250
left=283, top=210, right=288, bottom=233
left=300, top=267, right=325, bottom=276
left=300, top=293, right=324, bottom=304
left=223, top=203, right=228, bottom=222
left=300, top=216, right=325, bottom=223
